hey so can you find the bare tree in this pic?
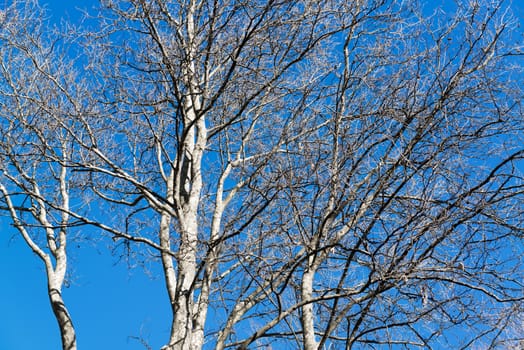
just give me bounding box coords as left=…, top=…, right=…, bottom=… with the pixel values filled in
left=73, top=1, right=350, bottom=348
left=0, top=2, right=84, bottom=349
left=72, top=0, right=523, bottom=349
left=1, top=0, right=523, bottom=349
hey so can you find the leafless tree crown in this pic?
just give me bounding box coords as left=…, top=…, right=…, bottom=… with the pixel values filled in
left=0, top=0, right=522, bottom=349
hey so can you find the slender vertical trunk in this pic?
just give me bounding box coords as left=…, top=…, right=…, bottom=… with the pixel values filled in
left=161, top=1, right=208, bottom=348
left=169, top=216, right=198, bottom=350
left=161, top=113, right=202, bottom=350
left=48, top=287, right=77, bottom=350
left=190, top=175, right=228, bottom=350
left=302, top=266, right=318, bottom=350
left=159, top=212, right=179, bottom=347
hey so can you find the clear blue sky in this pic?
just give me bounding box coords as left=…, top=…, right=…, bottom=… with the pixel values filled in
left=1, top=1, right=523, bottom=349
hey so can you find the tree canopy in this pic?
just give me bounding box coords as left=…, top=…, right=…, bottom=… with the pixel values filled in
left=0, top=0, right=523, bottom=349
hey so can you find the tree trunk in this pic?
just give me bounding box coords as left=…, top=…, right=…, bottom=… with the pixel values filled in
left=48, top=287, right=76, bottom=350
left=302, top=268, right=318, bottom=350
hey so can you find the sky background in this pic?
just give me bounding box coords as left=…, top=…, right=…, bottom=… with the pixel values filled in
left=1, top=1, right=523, bottom=349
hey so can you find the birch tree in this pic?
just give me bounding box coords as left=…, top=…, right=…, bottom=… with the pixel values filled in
left=0, top=2, right=82, bottom=349
left=1, top=0, right=523, bottom=349
left=74, top=1, right=353, bottom=348
left=73, top=0, right=523, bottom=349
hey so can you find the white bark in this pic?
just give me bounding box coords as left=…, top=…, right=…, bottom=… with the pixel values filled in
left=48, top=276, right=76, bottom=350
left=0, top=179, right=77, bottom=350
left=301, top=267, right=318, bottom=350
left=160, top=211, right=178, bottom=346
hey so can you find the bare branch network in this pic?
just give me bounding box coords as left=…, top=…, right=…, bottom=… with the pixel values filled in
left=0, top=0, right=522, bottom=349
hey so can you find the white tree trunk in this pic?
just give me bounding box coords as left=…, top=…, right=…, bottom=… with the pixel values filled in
left=301, top=267, right=318, bottom=350
left=48, top=285, right=76, bottom=350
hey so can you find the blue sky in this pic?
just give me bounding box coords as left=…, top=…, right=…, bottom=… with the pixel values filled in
left=1, top=1, right=523, bottom=349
